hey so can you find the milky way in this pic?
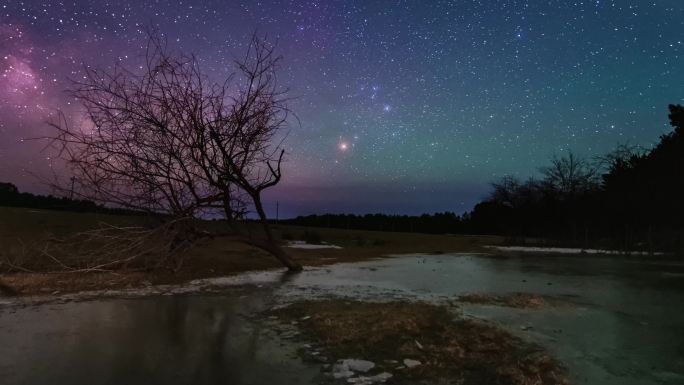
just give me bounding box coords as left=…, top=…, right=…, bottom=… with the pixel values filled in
left=1, top=1, right=683, bottom=216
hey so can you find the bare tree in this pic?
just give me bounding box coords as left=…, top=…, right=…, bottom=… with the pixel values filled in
left=47, top=32, right=301, bottom=271
left=596, top=144, right=645, bottom=182
left=490, top=176, right=544, bottom=209
left=196, top=36, right=301, bottom=270
left=540, top=152, right=599, bottom=197
left=489, top=176, right=522, bottom=208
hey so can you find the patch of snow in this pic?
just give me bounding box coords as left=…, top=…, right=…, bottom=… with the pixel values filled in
left=486, top=246, right=664, bottom=256
left=334, top=359, right=376, bottom=374
left=286, top=240, right=342, bottom=249
left=403, top=359, right=421, bottom=368
left=333, top=370, right=355, bottom=379
left=347, top=372, right=393, bottom=384
left=0, top=267, right=296, bottom=308
left=370, top=372, right=393, bottom=382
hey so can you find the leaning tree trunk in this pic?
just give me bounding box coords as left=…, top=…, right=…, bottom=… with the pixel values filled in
left=251, top=194, right=302, bottom=272
left=0, top=280, right=18, bottom=296
left=222, top=187, right=238, bottom=233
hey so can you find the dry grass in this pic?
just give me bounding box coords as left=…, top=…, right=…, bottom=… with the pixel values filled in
left=0, top=207, right=502, bottom=295
left=458, top=293, right=548, bottom=309
left=273, top=300, right=569, bottom=385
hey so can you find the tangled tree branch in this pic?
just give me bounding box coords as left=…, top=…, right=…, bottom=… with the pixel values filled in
left=44, top=30, right=301, bottom=271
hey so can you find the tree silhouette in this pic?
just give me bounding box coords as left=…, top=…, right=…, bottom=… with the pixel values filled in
left=468, top=105, right=684, bottom=253
left=47, top=32, right=301, bottom=270
left=540, top=152, right=599, bottom=198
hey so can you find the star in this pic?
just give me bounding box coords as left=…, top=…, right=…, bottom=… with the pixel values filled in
left=0, top=0, right=681, bottom=216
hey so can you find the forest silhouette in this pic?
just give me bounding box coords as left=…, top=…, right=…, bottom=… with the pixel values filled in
left=286, top=105, right=684, bottom=253
left=2, top=105, right=683, bottom=253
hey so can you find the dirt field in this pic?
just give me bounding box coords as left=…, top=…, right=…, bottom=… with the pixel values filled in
left=0, top=207, right=501, bottom=295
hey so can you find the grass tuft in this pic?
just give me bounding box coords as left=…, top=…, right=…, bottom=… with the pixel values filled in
left=272, top=300, right=568, bottom=385
left=458, top=293, right=548, bottom=309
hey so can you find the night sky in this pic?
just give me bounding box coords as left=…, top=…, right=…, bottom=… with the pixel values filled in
left=1, top=1, right=683, bottom=217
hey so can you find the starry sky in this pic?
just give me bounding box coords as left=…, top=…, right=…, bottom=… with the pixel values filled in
left=1, top=1, right=683, bottom=217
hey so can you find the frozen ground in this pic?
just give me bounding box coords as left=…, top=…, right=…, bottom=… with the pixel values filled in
left=286, top=240, right=343, bottom=249
left=487, top=245, right=665, bottom=255
left=1, top=253, right=683, bottom=385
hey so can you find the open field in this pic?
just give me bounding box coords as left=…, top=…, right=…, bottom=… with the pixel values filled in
left=0, top=206, right=502, bottom=295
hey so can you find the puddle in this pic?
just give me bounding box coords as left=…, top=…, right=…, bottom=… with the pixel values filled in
left=0, top=288, right=321, bottom=385
left=2, top=254, right=683, bottom=384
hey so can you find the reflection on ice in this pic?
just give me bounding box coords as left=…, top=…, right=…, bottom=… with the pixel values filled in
left=1, top=253, right=683, bottom=385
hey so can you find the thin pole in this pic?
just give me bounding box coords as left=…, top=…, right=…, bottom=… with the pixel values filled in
left=69, top=176, right=75, bottom=200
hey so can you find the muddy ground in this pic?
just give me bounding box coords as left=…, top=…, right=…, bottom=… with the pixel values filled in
left=271, top=300, right=569, bottom=385
left=0, top=207, right=499, bottom=295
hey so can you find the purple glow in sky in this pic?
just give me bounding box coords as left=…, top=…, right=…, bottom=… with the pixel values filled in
left=1, top=1, right=683, bottom=217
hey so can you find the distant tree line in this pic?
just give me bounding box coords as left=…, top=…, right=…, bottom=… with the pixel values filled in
left=0, top=182, right=142, bottom=215
left=280, top=212, right=468, bottom=234
left=470, top=104, right=684, bottom=253
left=285, top=105, right=684, bottom=253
